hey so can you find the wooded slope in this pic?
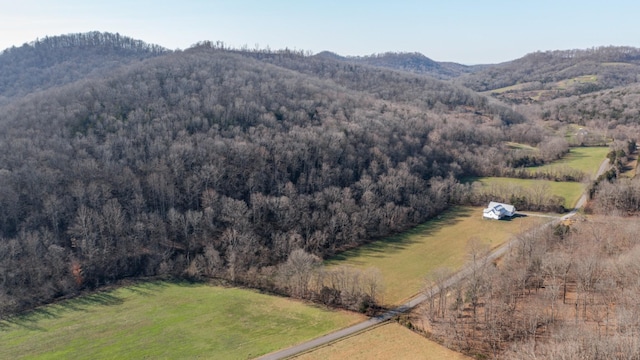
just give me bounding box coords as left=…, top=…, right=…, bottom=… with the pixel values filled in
left=0, top=39, right=531, bottom=315
left=0, top=32, right=168, bottom=104
left=456, top=46, right=640, bottom=102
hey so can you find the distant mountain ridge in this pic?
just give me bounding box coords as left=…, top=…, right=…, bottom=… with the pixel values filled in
left=315, top=51, right=483, bottom=79
left=455, top=46, right=640, bottom=102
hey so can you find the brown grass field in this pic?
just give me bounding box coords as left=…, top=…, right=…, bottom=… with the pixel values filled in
left=294, top=322, right=470, bottom=360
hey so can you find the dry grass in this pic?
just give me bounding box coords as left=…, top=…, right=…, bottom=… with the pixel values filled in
left=294, top=322, right=470, bottom=360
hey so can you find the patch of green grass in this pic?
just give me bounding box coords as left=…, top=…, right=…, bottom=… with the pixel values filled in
left=528, top=147, right=609, bottom=178
left=326, top=207, right=539, bottom=305
left=475, top=177, right=585, bottom=209
left=556, top=75, right=598, bottom=89
left=0, top=282, right=364, bottom=360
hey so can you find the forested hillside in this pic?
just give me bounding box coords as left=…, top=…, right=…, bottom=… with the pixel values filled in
left=0, top=32, right=168, bottom=104
left=314, top=51, right=482, bottom=79
left=456, top=46, right=640, bottom=102
left=0, top=37, right=544, bottom=315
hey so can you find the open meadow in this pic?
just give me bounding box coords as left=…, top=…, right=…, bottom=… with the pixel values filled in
left=0, top=282, right=364, bottom=360
left=474, top=177, right=585, bottom=209
left=294, top=322, right=470, bottom=360
left=527, top=146, right=609, bottom=177
left=326, top=207, right=541, bottom=305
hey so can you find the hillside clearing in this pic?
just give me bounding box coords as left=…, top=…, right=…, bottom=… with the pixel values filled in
left=474, top=177, right=585, bottom=209
left=0, top=282, right=364, bottom=360
left=326, top=207, right=540, bottom=305
left=528, top=146, right=609, bottom=177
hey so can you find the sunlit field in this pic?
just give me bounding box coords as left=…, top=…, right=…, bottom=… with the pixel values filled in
left=326, top=207, right=540, bottom=305
left=0, top=282, right=364, bottom=360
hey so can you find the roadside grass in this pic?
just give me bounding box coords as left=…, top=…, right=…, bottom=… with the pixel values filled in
left=326, top=207, right=540, bottom=305
left=0, top=282, right=364, bottom=360
left=527, top=146, right=609, bottom=178
left=474, top=177, right=585, bottom=209
left=294, top=322, right=470, bottom=360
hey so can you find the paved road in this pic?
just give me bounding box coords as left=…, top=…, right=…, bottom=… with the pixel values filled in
left=258, top=158, right=611, bottom=360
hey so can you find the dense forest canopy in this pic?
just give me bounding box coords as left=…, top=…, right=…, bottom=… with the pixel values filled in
left=0, top=32, right=169, bottom=104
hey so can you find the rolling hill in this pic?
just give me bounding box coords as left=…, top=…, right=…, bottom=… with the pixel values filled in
left=314, top=51, right=483, bottom=79
left=0, top=32, right=169, bottom=104
left=455, top=46, right=640, bottom=103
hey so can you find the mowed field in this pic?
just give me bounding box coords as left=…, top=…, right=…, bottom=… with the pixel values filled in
left=326, top=207, right=540, bottom=305
left=528, top=146, right=609, bottom=177
left=474, top=177, right=585, bottom=209
left=0, top=282, right=364, bottom=360
left=294, top=322, right=470, bottom=360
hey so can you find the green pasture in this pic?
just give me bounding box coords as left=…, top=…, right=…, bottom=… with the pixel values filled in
left=475, top=177, right=585, bottom=209
left=326, top=207, right=539, bottom=305
left=528, top=146, right=608, bottom=178
left=0, top=282, right=363, bottom=360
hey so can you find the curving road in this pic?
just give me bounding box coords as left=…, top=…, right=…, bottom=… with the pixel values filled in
left=258, top=158, right=610, bottom=360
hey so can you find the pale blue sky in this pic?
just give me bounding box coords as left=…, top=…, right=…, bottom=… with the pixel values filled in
left=2, top=0, right=639, bottom=64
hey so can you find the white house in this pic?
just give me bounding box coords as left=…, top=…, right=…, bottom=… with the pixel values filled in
left=482, top=201, right=516, bottom=220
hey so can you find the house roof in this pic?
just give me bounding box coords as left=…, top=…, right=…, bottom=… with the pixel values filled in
left=487, top=201, right=515, bottom=214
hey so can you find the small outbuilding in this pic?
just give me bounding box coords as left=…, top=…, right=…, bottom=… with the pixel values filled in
left=482, top=201, right=516, bottom=220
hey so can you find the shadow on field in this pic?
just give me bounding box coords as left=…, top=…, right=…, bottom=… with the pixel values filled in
left=0, top=281, right=171, bottom=332
left=328, top=207, right=472, bottom=264
left=0, top=292, right=125, bottom=332
left=498, top=213, right=527, bottom=222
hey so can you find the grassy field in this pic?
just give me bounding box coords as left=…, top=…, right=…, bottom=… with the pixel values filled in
left=529, top=146, right=609, bottom=177
left=326, top=207, right=540, bottom=305
left=294, top=322, right=470, bottom=360
left=474, top=177, right=585, bottom=209
left=0, top=282, right=364, bottom=360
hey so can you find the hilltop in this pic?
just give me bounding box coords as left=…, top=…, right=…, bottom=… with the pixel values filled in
left=314, top=51, right=483, bottom=79
left=0, top=32, right=168, bottom=104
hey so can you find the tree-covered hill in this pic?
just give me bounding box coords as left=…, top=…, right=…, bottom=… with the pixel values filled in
left=314, top=51, right=483, bottom=79
left=0, top=40, right=538, bottom=315
left=456, top=46, right=640, bottom=102
left=535, top=83, right=640, bottom=131
left=0, top=32, right=169, bottom=104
